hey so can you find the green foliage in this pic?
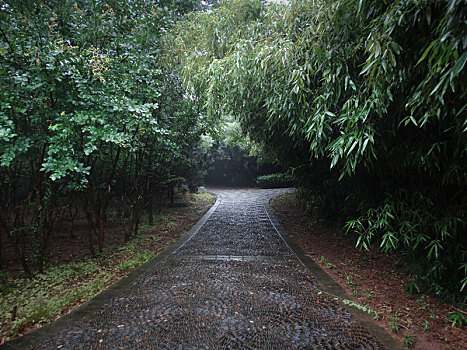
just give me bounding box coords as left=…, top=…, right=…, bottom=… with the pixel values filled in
left=317, top=256, right=336, bottom=269
left=203, top=117, right=262, bottom=186
left=0, top=0, right=208, bottom=269
left=391, top=314, right=400, bottom=333
left=345, top=274, right=358, bottom=297
left=256, top=172, right=294, bottom=189
left=0, top=261, right=108, bottom=337
left=402, top=333, right=415, bottom=349
left=205, top=141, right=258, bottom=186
left=0, top=191, right=214, bottom=341
left=173, top=0, right=467, bottom=302
left=317, top=289, right=380, bottom=320
left=447, top=309, right=467, bottom=328
left=405, top=280, right=420, bottom=297
left=362, top=288, right=374, bottom=299
left=118, top=251, right=155, bottom=271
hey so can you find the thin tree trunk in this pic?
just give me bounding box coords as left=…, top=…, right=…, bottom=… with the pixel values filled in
left=8, top=213, right=32, bottom=276
left=16, top=235, right=32, bottom=277
left=98, top=216, right=105, bottom=251
left=82, top=190, right=97, bottom=257
left=38, top=184, right=55, bottom=273
left=147, top=195, right=154, bottom=225
left=69, top=203, right=78, bottom=238
left=84, top=208, right=96, bottom=257
left=98, top=147, right=121, bottom=252
left=0, top=220, right=2, bottom=269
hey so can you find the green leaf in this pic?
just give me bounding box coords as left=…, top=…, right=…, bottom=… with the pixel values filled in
left=451, top=52, right=467, bottom=79
left=417, top=40, right=438, bottom=65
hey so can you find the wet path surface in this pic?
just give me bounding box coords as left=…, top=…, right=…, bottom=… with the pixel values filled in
left=27, top=188, right=386, bottom=349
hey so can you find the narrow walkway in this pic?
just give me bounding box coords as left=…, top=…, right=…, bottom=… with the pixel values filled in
left=11, top=188, right=390, bottom=349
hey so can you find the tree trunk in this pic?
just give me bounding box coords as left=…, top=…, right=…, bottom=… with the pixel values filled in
left=16, top=234, right=32, bottom=277
left=7, top=215, right=32, bottom=277
left=98, top=147, right=121, bottom=252
left=84, top=209, right=96, bottom=257
left=98, top=216, right=105, bottom=252
left=0, top=222, right=2, bottom=269
left=69, top=203, right=78, bottom=238
left=147, top=195, right=154, bottom=225
left=83, top=195, right=96, bottom=256
left=169, top=185, right=174, bottom=205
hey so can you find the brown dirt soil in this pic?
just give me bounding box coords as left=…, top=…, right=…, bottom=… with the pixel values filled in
left=270, top=192, right=467, bottom=350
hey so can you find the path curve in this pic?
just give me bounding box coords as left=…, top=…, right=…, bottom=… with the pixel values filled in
left=4, top=188, right=394, bottom=349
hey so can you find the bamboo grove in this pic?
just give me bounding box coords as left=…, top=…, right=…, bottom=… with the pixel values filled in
left=0, top=0, right=208, bottom=275
left=172, top=0, right=466, bottom=302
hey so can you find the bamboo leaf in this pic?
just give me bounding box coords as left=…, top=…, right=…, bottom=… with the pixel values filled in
left=417, top=40, right=438, bottom=65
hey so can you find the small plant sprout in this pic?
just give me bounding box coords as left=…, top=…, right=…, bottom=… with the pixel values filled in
left=317, top=256, right=336, bottom=269
left=345, top=274, right=358, bottom=297
left=422, top=320, right=429, bottom=332
left=447, top=309, right=467, bottom=328
left=362, top=288, right=373, bottom=298
left=391, top=314, right=399, bottom=333
left=402, top=333, right=414, bottom=349
left=404, top=280, right=419, bottom=297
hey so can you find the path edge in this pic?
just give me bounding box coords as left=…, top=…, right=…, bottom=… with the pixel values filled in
left=1, top=193, right=220, bottom=350
left=264, top=200, right=400, bottom=350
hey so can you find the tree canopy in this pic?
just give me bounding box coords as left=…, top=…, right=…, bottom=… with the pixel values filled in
left=172, top=0, right=466, bottom=302
left=0, top=0, right=209, bottom=272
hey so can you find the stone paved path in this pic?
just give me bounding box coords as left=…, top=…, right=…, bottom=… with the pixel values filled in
left=23, top=188, right=387, bottom=349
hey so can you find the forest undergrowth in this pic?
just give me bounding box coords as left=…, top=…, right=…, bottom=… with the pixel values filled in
left=0, top=191, right=215, bottom=344
left=271, top=192, right=466, bottom=350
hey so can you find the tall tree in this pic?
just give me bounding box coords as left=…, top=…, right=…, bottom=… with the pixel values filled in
left=0, top=0, right=206, bottom=271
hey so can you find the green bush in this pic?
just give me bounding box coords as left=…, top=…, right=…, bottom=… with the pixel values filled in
left=257, top=173, right=295, bottom=189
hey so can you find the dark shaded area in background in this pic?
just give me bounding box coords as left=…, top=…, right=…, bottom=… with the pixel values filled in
left=204, top=144, right=283, bottom=186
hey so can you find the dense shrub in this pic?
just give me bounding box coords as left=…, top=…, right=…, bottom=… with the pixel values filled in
left=257, top=173, right=295, bottom=189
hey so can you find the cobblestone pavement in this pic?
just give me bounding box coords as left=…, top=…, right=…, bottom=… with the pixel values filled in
left=29, top=188, right=386, bottom=349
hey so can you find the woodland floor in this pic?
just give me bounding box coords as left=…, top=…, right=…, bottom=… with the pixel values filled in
left=3, top=187, right=388, bottom=349
left=270, top=192, right=466, bottom=350
left=2, top=189, right=465, bottom=349
left=0, top=191, right=216, bottom=344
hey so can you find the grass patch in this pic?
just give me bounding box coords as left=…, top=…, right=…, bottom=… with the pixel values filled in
left=0, top=261, right=109, bottom=338
left=118, top=251, right=155, bottom=271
